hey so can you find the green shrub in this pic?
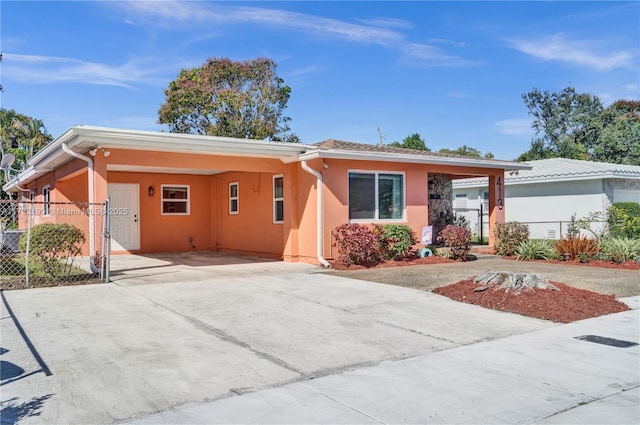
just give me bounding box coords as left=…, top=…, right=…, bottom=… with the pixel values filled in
left=601, top=237, right=640, bottom=264
left=494, top=222, right=530, bottom=256
left=437, top=225, right=471, bottom=260
left=608, top=202, right=640, bottom=239
left=19, top=223, right=86, bottom=281
left=553, top=236, right=599, bottom=261
left=515, top=239, right=558, bottom=260
left=331, top=223, right=382, bottom=266
left=373, top=224, right=417, bottom=260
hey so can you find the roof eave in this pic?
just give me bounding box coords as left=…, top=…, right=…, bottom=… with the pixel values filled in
left=299, top=149, right=531, bottom=171
left=8, top=127, right=307, bottom=188
left=452, top=172, right=640, bottom=189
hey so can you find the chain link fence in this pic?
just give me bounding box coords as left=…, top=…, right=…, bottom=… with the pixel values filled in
left=0, top=199, right=111, bottom=289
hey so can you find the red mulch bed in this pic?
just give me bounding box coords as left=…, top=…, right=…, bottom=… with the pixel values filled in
left=329, top=255, right=454, bottom=271
left=433, top=278, right=631, bottom=323
left=502, top=256, right=640, bottom=270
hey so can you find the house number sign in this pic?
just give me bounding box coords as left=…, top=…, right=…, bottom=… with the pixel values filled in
left=497, top=176, right=504, bottom=210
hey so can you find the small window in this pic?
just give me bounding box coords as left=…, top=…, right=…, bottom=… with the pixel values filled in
left=42, top=186, right=51, bottom=216
left=273, top=175, right=284, bottom=223
left=161, top=185, right=189, bottom=215
left=229, top=182, right=239, bottom=214
left=455, top=193, right=468, bottom=208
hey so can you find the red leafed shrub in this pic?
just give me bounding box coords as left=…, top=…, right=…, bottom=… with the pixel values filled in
left=554, top=236, right=600, bottom=261
left=332, top=223, right=382, bottom=266
left=494, top=221, right=530, bottom=256
left=437, top=225, right=471, bottom=260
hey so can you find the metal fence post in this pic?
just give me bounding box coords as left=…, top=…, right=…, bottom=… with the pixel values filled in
left=24, top=201, right=34, bottom=288
left=104, top=197, right=111, bottom=283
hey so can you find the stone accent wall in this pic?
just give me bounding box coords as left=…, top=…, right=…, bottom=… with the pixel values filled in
left=428, top=173, right=453, bottom=239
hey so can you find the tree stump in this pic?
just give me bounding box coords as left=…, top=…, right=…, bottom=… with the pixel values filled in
left=473, top=271, right=558, bottom=293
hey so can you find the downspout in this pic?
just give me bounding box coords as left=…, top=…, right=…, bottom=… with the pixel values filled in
left=61, top=143, right=99, bottom=274
left=301, top=161, right=331, bottom=268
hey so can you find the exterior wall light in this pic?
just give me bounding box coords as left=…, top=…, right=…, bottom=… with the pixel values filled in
left=148, top=186, right=155, bottom=196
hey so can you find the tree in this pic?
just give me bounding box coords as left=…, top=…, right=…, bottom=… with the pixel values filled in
left=0, top=108, right=52, bottom=164
left=591, top=100, right=640, bottom=165
left=519, top=86, right=604, bottom=161
left=388, top=133, right=430, bottom=151
left=158, top=57, right=297, bottom=141
left=518, top=88, right=640, bottom=165
left=439, top=145, right=494, bottom=158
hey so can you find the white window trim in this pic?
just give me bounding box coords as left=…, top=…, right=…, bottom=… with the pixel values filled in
left=160, top=184, right=190, bottom=216
left=273, top=174, right=284, bottom=224
left=42, top=185, right=51, bottom=216
left=348, top=170, right=406, bottom=222
left=229, top=182, right=239, bottom=215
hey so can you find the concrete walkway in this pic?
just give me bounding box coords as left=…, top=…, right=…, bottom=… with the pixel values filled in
left=124, top=303, right=640, bottom=424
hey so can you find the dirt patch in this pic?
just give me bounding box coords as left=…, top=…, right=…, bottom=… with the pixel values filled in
left=433, top=278, right=630, bottom=323
left=0, top=276, right=101, bottom=291
left=329, top=255, right=454, bottom=270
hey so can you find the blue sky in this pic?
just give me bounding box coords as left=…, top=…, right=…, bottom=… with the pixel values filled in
left=1, top=1, right=638, bottom=160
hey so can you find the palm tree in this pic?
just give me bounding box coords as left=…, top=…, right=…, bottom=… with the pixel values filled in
left=13, top=116, right=51, bottom=159
left=0, top=108, right=20, bottom=156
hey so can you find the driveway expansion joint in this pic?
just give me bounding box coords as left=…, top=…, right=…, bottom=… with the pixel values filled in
left=120, top=284, right=311, bottom=379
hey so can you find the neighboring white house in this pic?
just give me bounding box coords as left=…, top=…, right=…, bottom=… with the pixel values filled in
left=452, top=158, right=640, bottom=239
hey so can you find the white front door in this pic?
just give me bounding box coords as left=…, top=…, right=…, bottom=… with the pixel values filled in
left=108, top=183, right=140, bottom=251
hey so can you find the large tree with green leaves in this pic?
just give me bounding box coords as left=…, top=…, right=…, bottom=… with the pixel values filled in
left=591, top=100, right=640, bottom=165
left=158, top=57, right=297, bottom=141
left=517, top=86, right=640, bottom=164
left=388, top=133, right=430, bottom=151
left=519, top=86, right=604, bottom=161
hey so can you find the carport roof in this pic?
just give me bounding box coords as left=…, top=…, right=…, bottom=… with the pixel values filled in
left=3, top=126, right=307, bottom=191
left=300, top=139, right=531, bottom=171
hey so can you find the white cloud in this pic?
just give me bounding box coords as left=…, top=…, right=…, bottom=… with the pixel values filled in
left=112, top=1, right=473, bottom=67
left=508, top=33, right=637, bottom=71
left=3, top=53, right=172, bottom=87
left=357, top=17, right=413, bottom=29
left=495, top=118, right=534, bottom=136
left=289, top=66, right=320, bottom=77
left=446, top=90, right=473, bottom=99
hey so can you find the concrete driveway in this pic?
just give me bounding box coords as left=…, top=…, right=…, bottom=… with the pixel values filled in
left=0, top=254, right=556, bottom=424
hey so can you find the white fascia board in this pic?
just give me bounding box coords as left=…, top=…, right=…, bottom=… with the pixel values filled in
left=71, top=126, right=306, bottom=159
left=2, top=166, right=43, bottom=192
left=299, top=149, right=532, bottom=171
left=10, top=126, right=307, bottom=186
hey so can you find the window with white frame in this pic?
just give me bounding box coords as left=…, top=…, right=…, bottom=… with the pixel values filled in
left=161, top=185, right=189, bottom=215
left=42, top=185, right=51, bottom=216
left=348, top=171, right=404, bottom=221
left=273, top=175, right=284, bottom=223
left=229, top=182, right=239, bottom=214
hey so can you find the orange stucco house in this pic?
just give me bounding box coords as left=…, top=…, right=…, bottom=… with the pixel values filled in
left=3, top=126, right=530, bottom=265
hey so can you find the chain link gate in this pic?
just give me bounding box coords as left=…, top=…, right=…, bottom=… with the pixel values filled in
left=0, top=199, right=111, bottom=289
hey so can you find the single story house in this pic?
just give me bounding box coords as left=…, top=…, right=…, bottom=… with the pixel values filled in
left=452, top=158, right=640, bottom=239
left=3, top=126, right=530, bottom=265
